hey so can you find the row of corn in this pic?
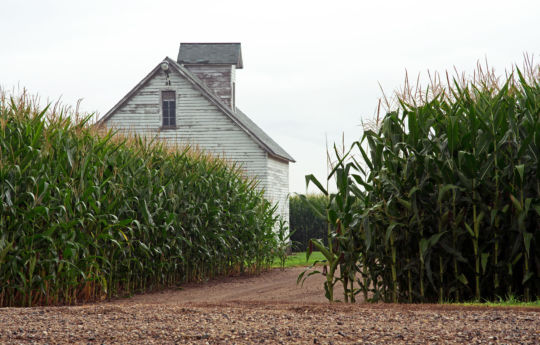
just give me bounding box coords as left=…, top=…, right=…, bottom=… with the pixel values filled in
left=302, top=62, right=539, bottom=303
left=289, top=194, right=328, bottom=251
left=0, top=92, right=277, bottom=307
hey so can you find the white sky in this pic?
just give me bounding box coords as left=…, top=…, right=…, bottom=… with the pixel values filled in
left=1, top=0, right=539, bottom=193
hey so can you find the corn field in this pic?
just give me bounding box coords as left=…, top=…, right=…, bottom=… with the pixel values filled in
left=301, top=61, right=540, bottom=303
left=0, top=91, right=277, bottom=307
left=289, top=194, right=328, bottom=251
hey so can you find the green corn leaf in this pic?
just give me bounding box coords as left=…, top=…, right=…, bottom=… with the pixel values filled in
left=515, top=164, right=525, bottom=183
left=0, top=239, right=14, bottom=265
left=330, top=253, right=341, bottom=273
left=465, top=223, right=475, bottom=238
left=490, top=209, right=497, bottom=225
left=523, top=232, right=533, bottom=257
left=397, top=198, right=411, bottom=211
left=524, top=198, right=532, bottom=213
left=385, top=222, right=401, bottom=244
left=522, top=272, right=534, bottom=285
left=512, top=253, right=523, bottom=266
left=118, top=230, right=128, bottom=242
left=297, top=269, right=322, bottom=287
left=476, top=211, right=485, bottom=226
left=354, top=141, right=373, bottom=171
left=408, top=186, right=419, bottom=197
left=419, top=238, right=429, bottom=263
left=447, top=116, right=458, bottom=153
left=328, top=148, right=351, bottom=179
left=425, top=259, right=435, bottom=288
left=429, top=231, right=446, bottom=247
left=457, top=274, right=469, bottom=285
left=328, top=209, right=338, bottom=224
left=437, top=184, right=457, bottom=203
left=305, top=174, right=328, bottom=196
left=310, top=239, right=335, bottom=263
left=509, top=194, right=522, bottom=213
left=481, top=252, right=490, bottom=274
left=441, top=243, right=467, bottom=263
left=298, top=194, right=327, bottom=220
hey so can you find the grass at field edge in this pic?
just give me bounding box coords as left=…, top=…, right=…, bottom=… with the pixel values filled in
left=271, top=251, right=325, bottom=268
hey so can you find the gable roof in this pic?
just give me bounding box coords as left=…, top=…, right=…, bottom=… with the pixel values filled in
left=97, top=57, right=294, bottom=163
left=178, top=43, right=243, bottom=68
left=234, top=108, right=295, bottom=162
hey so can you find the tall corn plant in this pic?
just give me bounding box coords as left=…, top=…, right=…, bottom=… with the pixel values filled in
left=298, top=146, right=366, bottom=302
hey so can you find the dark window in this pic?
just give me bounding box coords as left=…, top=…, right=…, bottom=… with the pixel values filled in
left=162, top=91, right=176, bottom=127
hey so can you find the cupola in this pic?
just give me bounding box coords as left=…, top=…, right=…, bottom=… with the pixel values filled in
left=178, top=43, right=243, bottom=110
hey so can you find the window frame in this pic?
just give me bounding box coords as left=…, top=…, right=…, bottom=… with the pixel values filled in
left=160, top=90, right=177, bottom=129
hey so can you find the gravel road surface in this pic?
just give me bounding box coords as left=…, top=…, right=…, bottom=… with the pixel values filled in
left=1, top=267, right=538, bottom=344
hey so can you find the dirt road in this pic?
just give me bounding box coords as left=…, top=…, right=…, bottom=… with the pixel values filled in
left=113, top=267, right=330, bottom=305
left=1, top=267, right=538, bottom=344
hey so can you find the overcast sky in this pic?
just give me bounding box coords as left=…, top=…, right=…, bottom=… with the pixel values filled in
left=2, top=0, right=539, bottom=193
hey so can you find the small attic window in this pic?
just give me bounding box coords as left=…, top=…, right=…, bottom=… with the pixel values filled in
left=162, top=91, right=176, bottom=128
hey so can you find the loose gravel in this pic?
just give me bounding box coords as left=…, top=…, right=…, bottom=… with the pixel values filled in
left=1, top=268, right=538, bottom=344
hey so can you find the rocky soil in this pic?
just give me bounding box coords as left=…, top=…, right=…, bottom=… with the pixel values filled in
left=1, top=267, right=538, bottom=344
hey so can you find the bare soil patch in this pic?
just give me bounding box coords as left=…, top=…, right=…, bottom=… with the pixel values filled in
left=1, top=267, right=538, bottom=344
left=113, top=267, right=330, bottom=305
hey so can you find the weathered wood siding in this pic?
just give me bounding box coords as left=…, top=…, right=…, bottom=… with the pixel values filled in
left=183, top=64, right=234, bottom=109
left=105, top=68, right=267, bottom=180
left=264, top=157, right=290, bottom=225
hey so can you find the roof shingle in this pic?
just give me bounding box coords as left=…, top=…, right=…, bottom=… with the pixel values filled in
left=178, top=43, right=243, bottom=68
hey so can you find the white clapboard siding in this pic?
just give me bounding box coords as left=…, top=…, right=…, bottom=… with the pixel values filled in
left=106, top=68, right=267, bottom=181
left=265, top=157, right=290, bottom=225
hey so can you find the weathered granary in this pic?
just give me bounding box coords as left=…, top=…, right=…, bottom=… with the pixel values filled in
left=98, top=43, right=294, bottom=225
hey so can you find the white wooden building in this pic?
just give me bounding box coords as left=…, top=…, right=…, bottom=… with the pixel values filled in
left=97, top=43, right=295, bottom=225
